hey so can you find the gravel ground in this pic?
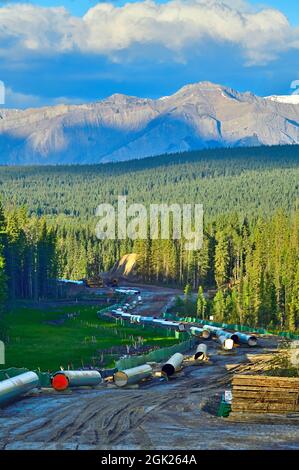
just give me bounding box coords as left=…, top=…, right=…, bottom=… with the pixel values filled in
left=1, top=285, right=298, bottom=451
left=1, top=339, right=298, bottom=450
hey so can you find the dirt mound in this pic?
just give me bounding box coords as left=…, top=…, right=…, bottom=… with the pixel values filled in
left=109, top=253, right=140, bottom=280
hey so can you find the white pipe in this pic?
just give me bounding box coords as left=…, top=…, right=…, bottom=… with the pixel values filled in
left=162, top=353, right=184, bottom=376
left=130, top=315, right=141, bottom=323
left=218, top=335, right=234, bottom=350
left=119, top=313, right=132, bottom=319
left=114, top=364, right=152, bottom=387
left=190, top=327, right=211, bottom=339
left=52, top=370, right=102, bottom=391
left=215, top=329, right=239, bottom=343
left=235, top=332, right=258, bottom=347
left=153, top=320, right=185, bottom=331
left=203, top=325, right=222, bottom=333
left=194, top=343, right=208, bottom=360
left=111, top=310, right=122, bottom=316
left=0, top=372, right=39, bottom=407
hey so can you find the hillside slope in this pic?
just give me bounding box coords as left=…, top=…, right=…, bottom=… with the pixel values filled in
left=1, top=145, right=298, bottom=219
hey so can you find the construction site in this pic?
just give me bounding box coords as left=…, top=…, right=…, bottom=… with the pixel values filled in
left=1, top=283, right=299, bottom=450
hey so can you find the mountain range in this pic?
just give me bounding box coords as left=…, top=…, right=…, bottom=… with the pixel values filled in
left=1, top=81, right=299, bottom=165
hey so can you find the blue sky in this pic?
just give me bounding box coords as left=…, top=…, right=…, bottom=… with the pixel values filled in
left=1, top=0, right=299, bottom=107
left=27, top=0, right=299, bottom=24
left=251, top=0, right=299, bottom=25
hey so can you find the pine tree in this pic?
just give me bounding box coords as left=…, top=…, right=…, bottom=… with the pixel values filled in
left=212, top=289, right=226, bottom=322
left=196, top=286, right=206, bottom=319
left=288, top=265, right=299, bottom=331
left=0, top=239, right=7, bottom=312
left=0, top=199, right=6, bottom=311
left=214, top=230, right=229, bottom=289
left=183, top=282, right=193, bottom=313
left=184, top=283, right=192, bottom=301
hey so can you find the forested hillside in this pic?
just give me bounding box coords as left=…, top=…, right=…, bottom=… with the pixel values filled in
left=0, top=145, right=298, bottom=331
left=0, top=204, right=57, bottom=302
left=0, top=145, right=299, bottom=218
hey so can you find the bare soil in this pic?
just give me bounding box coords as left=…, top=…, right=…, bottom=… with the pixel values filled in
left=1, top=284, right=298, bottom=450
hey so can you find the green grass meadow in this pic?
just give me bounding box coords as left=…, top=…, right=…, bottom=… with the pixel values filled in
left=0, top=304, right=179, bottom=372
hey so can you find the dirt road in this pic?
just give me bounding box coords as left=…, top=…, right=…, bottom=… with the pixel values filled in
left=130, top=284, right=180, bottom=317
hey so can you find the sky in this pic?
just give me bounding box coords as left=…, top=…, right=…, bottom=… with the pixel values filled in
left=0, top=0, right=299, bottom=107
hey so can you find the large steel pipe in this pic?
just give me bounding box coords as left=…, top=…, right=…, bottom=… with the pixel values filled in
left=177, top=323, right=185, bottom=332
left=190, top=327, right=211, bottom=339
left=161, top=320, right=183, bottom=330
left=141, top=316, right=155, bottom=324
left=111, top=310, right=123, bottom=317
left=194, top=343, right=208, bottom=360
left=152, top=319, right=185, bottom=331
left=203, top=325, right=222, bottom=334
left=115, top=288, right=140, bottom=295
left=130, top=315, right=141, bottom=323
left=114, top=364, right=152, bottom=387
left=119, top=313, right=132, bottom=319
left=235, top=332, right=258, bottom=347
left=162, top=320, right=185, bottom=332
left=215, top=329, right=239, bottom=343
left=162, top=353, right=184, bottom=377
left=153, top=319, right=166, bottom=326
left=52, top=370, right=102, bottom=391
left=217, top=335, right=234, bottom=350
left=0, top=372, right=39, bottom=408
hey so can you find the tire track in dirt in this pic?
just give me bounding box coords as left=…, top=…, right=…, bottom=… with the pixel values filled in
left=2, top=352, right=284, bottom=449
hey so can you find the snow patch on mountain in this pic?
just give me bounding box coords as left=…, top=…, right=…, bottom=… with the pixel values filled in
left=265, top=95, right=299, bottom=105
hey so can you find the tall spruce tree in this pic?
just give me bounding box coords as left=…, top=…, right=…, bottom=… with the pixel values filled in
left=196, top=286, right=206, bottom=319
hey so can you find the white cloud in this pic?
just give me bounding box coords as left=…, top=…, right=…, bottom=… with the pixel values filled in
left=0, top=0, right=297, bottom=65
left=4, top=86, right=84, bottom=108
left=4, top=87, right=45, bottom=108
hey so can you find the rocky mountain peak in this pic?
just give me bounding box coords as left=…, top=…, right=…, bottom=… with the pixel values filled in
left=0, top=82, right=299, bottom=164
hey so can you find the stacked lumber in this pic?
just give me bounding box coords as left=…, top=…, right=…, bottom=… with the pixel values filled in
left=86, top=279, right=104, bottom=288
left=227, top=412, right=299, bottom=424
left=232, top=374, right=299, bottom=414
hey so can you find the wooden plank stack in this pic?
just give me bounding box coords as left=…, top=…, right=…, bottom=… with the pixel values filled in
left=86, top=278, right=104, bottom=288
left=231, top=374, right=299, bottom=414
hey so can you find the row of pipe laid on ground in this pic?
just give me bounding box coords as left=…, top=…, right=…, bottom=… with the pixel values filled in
left=0, top=326, right=254, bottom=406
left=55, top=353, right=190, bottom=390
left=202, top=325, right=258, bottom=348
left=109, top=308, right=258, bottom=348
left=0, top=317, right=257, bottom=407
left=110, top=309, right=185, bottom=331
left=0, top=342, right=207, bottom=405
left=0, top=370, right=104, bottom=406
left=113, top=344, right=209, bottom=386
left=51, top=352, right=184, bottom=391
left=114, top=352, right=185, bottom=387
